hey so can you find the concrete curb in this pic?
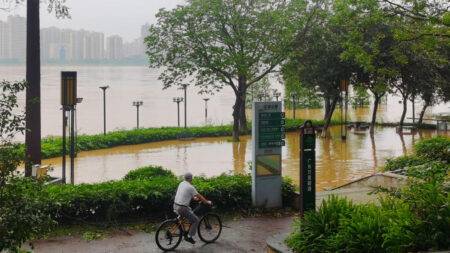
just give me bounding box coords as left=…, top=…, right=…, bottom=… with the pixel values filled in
left=266, top=232, right=293, bottom=253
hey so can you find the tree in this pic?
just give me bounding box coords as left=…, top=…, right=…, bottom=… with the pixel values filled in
left=145, top=0, right=314, bottom=141
left=283, top=1, right=356, bottom=137
left=1, top=0, right=68, bottom=176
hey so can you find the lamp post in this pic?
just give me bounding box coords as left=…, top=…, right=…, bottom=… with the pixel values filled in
left=132, top=101, right=143, bottom=129
left=273, top=89, right=281, bottom=101
left=291, top=92, right=298, bottom=119
left=203, top=98, right=210, bottom=124
left=99, top=85, right=109, bottom=135
left=173, top=97, right=184, bottom=127
left=339, top=79, right=349, bottom=140
left=74, top=98, right=83, bottom=158
left=183, top=84, right=188, bottom=128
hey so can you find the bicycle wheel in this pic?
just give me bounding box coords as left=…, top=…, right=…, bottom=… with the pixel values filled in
left=155, top=219, right=183, bottom=251
left=198, top=213, right=222, bottom=243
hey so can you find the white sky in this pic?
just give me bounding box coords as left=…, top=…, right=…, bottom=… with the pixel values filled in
left=0, top=0, right=186, bottom=42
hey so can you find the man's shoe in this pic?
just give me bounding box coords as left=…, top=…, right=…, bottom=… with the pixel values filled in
left=185, top=237, right=196, bottom=244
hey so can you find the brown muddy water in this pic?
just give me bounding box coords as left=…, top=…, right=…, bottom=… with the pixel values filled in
left=42, top=126, right=449, bottom=191
left=1, top=65, right=449, bottom=140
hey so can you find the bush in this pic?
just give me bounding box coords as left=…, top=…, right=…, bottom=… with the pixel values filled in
left=287, top=173, right=450, bottom=252
left=124, top=166, right=176, bottom=180
left=44, top=173, right=296, bottom=224
left=383, top=155, right=428, bottom=172
left=0, top=177, right=55, bottom=252
left=286, top=196, right=355, bottom=253
left=414, top=136, right=450, bottom=163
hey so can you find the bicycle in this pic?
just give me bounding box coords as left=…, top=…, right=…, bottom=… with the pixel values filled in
left=155, top=202, right=223, bottom=251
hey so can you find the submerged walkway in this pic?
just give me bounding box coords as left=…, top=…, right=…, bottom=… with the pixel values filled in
left=28, top=216, right=294, bottom=253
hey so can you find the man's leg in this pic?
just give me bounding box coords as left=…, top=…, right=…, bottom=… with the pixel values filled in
left=185, top=209, right=200, bottom=238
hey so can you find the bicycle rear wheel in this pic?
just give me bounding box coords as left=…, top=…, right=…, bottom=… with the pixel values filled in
left=198, top=213, right=222, bottom=243
left=155, top=219, right=183, bottom=251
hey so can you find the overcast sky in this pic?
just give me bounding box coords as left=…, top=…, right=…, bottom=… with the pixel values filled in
left=0, top=0, right=186, bottom=42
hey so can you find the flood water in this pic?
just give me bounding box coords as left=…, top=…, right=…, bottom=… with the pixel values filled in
left=1, top=65, right=449, bottom=140
left=42, top=126, right=449, bottom=191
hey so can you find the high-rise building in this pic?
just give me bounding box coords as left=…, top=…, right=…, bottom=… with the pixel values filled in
left=0, top=20, right=10, bottom=59
left=7, top=15, right=26, bottom=61
left=106, top=35, right=123, bottom=60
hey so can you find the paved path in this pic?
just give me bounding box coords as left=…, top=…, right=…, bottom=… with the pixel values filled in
left=28, top=216, right=295, bottom=253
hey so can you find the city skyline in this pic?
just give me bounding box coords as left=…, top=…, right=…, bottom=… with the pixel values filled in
left=0, top=15, right=151, bottom=63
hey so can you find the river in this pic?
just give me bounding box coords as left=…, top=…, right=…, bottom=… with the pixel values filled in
left=1, top=65, right=449, bottom=140
left=42, top=126, right=449, bottom=190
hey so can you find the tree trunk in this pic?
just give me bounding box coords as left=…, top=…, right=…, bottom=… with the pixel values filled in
left=238, top=77, right=248, bottom=133
left=25, top=0, right=41, bottom=176
left=399, top=95, right=408, bottom=127
left=370, top=94, right=381, bottom=134
left=418, top=100, right=430, bottom=126
left=321, top=97, right=338, bottom=138
left=232, top=76, right=247, bottom=141
left=324, top=97, right=331, bottom=121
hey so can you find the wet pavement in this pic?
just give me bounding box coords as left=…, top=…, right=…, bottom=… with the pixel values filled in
left=28, top=216, right=295, bottom=253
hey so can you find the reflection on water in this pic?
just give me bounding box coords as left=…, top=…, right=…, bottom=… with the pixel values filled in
left=42, top=126, right=449, bottom=191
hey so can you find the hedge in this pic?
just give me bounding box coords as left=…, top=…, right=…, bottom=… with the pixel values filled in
left=44, top=166, right=296, bottom=224
left=18, top=118, right=338, bottom=160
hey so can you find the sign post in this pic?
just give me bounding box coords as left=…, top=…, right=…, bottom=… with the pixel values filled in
left=61, top=71, right=77, bottom=184
left=299, top=120, right=316, bottom=216
left=252, top=101, right=285, bottom=208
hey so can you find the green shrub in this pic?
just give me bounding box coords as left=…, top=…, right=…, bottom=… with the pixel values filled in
left=0, top=177, right=56, bottom=252
left=44, top=173, right=295, bottom=224
left=414, top=136, right=450, bottom=163
left=286, top=196, right=355, bottom=253
left=383, top=155, right=428, bottom=172
left=124, top=166, right=176, bottom=180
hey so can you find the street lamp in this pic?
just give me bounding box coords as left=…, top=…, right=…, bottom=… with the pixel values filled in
left=182, top=84, right=188, bottom=128
left=273, top=89, right=281, bottom=101
left=99, top=85, right=109, bottom=135
left=291, top=92, right=298, bottom=119
left=173, top=97, right=184, bottom=127
left=203, top=98, right=210, bottom=124
left=74, top=98, right=83, bottom=158
left=132, top=101, right=143, bottom=129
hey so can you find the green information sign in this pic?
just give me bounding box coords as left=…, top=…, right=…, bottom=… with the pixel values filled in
left=300, top=120, right=316, bottom=216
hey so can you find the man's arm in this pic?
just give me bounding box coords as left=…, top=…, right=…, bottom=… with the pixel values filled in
left=194, top=193, right=212, bottom=206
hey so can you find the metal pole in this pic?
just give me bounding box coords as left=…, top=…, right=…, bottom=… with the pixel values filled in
left=184, top=85, right=187, bottom=128
left=62, top=108, right=66, bottom=184
left=137, top=105, right=140, bottom=129
left=205, top=100, right=208, bottom=123
left=70, top=108, right=75, bottom=184
left=412, top=95, right=415, bottom=126
left=177, top=102, right=180, bottom=127
left=103, top=89, right=106, bottom=135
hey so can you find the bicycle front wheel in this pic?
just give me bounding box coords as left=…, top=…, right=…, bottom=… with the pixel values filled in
left=155, top=219, right=183, bottom=251
left=198, top=213, right=222, bottom=243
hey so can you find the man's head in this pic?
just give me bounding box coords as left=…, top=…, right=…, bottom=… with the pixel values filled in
left=184, top=172, right=193, bottom=182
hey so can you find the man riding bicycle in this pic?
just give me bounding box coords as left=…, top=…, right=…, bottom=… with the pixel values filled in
left=173, top=172, right=212, bottom=244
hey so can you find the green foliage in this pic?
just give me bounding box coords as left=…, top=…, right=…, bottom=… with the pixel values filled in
left=414, top=136, right=450, bottom=163
left=44, top=172, right=295, bottom=224
left=124, top=166, right=176, bottom=181
left=286, top=196, right=355, bottom=252
left=0, top=177, right=56, bottom=252
left=383, top=155, right=428, bottom=172
left=287, top=139, right=450, bottom=253
left=350, top=85, right=371, bottom=108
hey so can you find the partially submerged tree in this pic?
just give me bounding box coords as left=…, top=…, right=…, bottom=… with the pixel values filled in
left=146, top=0, right=314, bottom=141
